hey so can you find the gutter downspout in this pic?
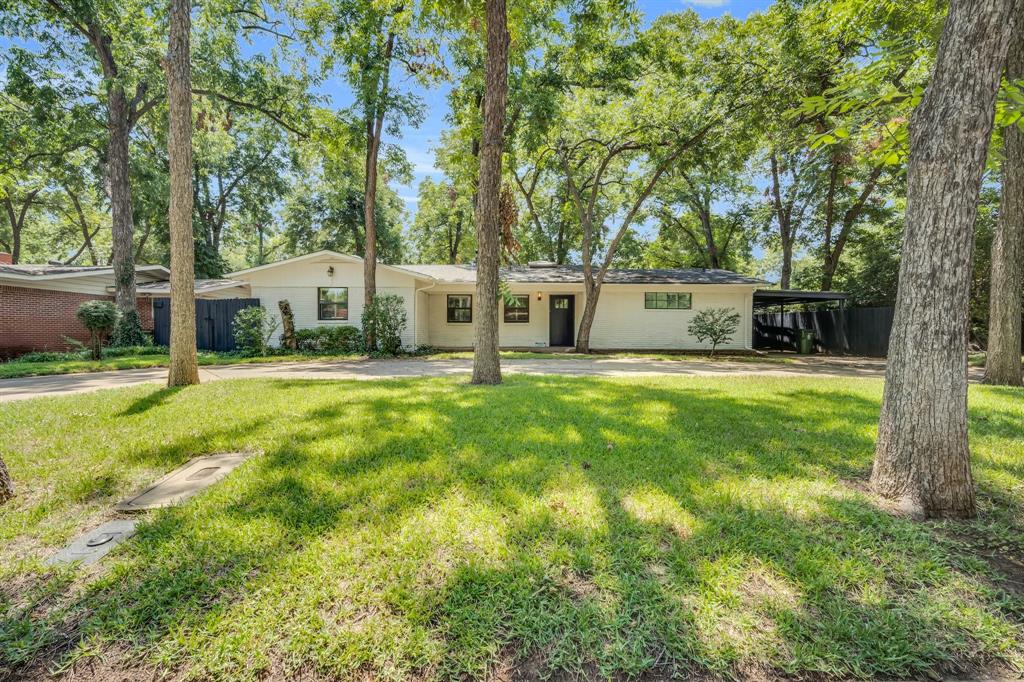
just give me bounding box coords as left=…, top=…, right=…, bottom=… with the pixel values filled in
left=414, top=277, right=438, bottom=349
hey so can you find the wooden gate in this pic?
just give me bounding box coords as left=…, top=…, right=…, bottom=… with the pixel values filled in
left=152, top=298, right=260, bottom=352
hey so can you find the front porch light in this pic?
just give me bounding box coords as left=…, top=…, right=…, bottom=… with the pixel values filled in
left=536, top=291, right=542, bottom=301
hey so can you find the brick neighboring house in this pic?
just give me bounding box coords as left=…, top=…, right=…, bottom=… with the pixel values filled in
left=0, top=252, right=170, bottom=359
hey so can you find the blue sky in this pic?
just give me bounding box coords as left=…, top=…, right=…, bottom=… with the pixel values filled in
left=368, top=0, right=775, bottom=218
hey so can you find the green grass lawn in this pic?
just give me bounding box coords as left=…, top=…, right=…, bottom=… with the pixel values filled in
left=0, top=349, right=792, bottom=381
left=1, top=376, right=1022, bottom=680
left=0, top=351, right=365, bottom=380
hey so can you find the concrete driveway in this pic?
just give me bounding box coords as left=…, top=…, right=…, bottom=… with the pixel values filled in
left=0, top=355, right=904, bottom=403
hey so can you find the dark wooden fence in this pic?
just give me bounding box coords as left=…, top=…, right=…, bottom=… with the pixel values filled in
left=754, top=306, right=895, bottom=357
left=153, top=297, right=260, bottom=352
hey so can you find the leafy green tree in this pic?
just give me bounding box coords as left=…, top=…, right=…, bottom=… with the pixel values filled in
left=409, top=177, right=476, bottom=263
left=4, top=0, right=166, bottom=322
left=687, top=307, right=741, bottom=357
left=76, top=300, right=120, bottom=359
left=305, top=0, right=436, bottom=328
left=283, top=113, right=407, bottom=262
left=550, top=11, right=755, bottom=352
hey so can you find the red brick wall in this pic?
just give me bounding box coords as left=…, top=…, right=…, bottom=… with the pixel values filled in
left=0, top=285, right=154, bottom=359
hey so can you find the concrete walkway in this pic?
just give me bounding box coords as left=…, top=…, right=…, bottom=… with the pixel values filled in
left=0, top=356, right=903, bottom=403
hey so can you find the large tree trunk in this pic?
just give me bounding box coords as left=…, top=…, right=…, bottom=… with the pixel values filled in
left=0, top=455, right=12, bottom=505
left=769, top=152, right=794, bottom=289
left=697, top=199, right=721, bottom=269
left=576, top=279, right=599, bottom=353
left=985, top=5, right=1024, bottom=387
left=872, top=0, right=1019, bottom=519
left=780, top=238, right=793, bottom=289
left=363, top=31, right=395, bottom=347
left=472, top=0, right=509, bottom=385
left=166, top=0, right=199, bottom=387
left=107, top=87, right=138, bottom=317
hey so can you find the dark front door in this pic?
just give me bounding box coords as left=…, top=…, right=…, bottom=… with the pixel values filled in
left=549, top=295, right=575, bottom=346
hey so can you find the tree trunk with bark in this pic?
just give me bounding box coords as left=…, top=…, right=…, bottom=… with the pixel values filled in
left=3, top=190, right=41, bottom=264
left=872, top=0, right=1020, bottom=519
left=165, top=0, right=199, bottom=387
left=107, top=86, right=138, bottom=317
left=0, top=456, right=12, bottom=506
left=363, top=31, right=395, bottom=349
left=821, top=164, right=885, bottom=291
left=279, top=299, right=297, bottom=350
left=985, top=4, right=1024, bottom=387
left=472, top=0, right=509, bottom=385
left=769, top=151, right=796, bottom=289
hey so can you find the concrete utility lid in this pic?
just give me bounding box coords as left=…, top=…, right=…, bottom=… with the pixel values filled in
left=115, top=452, right=251, bottom=512
left=46, top=520, right=138, bottom=566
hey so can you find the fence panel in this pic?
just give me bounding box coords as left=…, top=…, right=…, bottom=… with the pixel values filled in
left=754, top=306, right=893, bottom=357
left=152, top=298, right=260, bottom=352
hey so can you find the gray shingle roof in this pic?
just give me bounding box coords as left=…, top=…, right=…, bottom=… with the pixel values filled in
left=135, top=279, right=250, bottom=294
left=0, top=264, right=114, bottom=276
left=0, top=263, right=169, bottom=279
left=397, top=263, right=765, bottom=285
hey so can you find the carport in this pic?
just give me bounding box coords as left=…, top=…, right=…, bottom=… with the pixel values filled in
left=752, top=289, right=850, bottom=353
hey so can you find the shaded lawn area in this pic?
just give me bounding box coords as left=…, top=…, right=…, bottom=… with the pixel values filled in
left=1, top=376, right=1022, bottom=680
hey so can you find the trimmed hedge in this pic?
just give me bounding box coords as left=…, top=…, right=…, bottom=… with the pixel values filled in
left=294, top=325, right=363, bottom=354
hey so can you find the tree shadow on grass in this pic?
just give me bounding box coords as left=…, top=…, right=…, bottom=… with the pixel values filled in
left=3, top=376, right=1022, bottom=680
left=118, top=386, right=186, bottom=416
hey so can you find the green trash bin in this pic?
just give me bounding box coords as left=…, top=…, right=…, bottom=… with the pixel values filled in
left=798, top=328, right=816, bottom=354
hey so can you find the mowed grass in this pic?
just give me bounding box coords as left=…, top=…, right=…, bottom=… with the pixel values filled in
left=0, top=352, right=365, bottom=380
left=1, top=376, right=1022, bottom=680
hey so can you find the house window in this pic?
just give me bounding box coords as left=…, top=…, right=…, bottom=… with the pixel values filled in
left=504, top=294, right=530, bottom=323
left=645, top=292, right=692, bottom=310
left=447, top=294, right=472, bottom=323
left=318, top=287, right=348, bottom=320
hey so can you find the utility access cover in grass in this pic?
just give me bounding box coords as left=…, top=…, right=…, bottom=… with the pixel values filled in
left=45, top=520, right=137, bottom=566
left=115, top=452, right=251, bottom=511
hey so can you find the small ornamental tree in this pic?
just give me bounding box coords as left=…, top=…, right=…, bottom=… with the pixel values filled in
left=687, top=307, right=741, bottom=357
left=233, top=306, right=279, bottom=355
left=76, top=300, right=120, bottom=359
left=361, top=294, right=407, bottom=356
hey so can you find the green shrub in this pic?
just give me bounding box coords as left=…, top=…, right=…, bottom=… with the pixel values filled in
left=294, top=326, right=363, bottom=354
left=110, top=308, right=151, bottom=347
left=687, top=307, right=741, bottom=357
left=361, top=294, right=407, bottom=357
left=76, top=300, right=120, bottom=360
left=233, top=306, right=279, bottom=355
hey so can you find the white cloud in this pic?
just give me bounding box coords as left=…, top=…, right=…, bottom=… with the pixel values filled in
left=685, top=0, right=729, bottom=6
